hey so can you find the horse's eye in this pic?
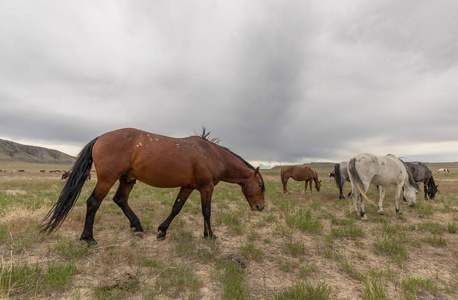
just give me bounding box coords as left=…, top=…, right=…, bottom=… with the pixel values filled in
left=258, top=184, right=262, bottom=188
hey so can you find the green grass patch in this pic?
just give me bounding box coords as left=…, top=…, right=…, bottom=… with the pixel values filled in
left=154, top=265, right=202, bottom=299
left=400, top=277, right=438, bottom=300
left=282, top=238, right=306, bottom=257
left=417, top=222, right=445, bottom=235
left=216, top=259, right=250, bottom=300
left=241, top=242, right=264, bottom=261
left=285, top=208, right=322, bottom=234
left=274, top=281, right=331, bottom=300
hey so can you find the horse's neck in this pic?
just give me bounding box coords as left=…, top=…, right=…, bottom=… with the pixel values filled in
left=220, top=152, right=253, bottom=184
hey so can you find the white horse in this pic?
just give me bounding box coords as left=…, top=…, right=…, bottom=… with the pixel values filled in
left=437, top=168, right=449, bottom=173
left=347, top=153, right=418, bottom=219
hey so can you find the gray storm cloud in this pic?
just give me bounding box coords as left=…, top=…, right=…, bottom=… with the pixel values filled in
left=1, top=0, right=457, bottom=163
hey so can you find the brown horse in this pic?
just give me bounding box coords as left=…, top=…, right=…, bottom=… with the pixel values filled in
left=281, top=166, right=321, bottom=194
left=62, top=171, right=91, bottom=181
left=41, top=128, right=265, bottom=245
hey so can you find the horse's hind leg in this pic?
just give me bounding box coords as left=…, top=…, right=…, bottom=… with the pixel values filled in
left=394, top=185, right=403, bottom=214
left=377, top=187, right=386, bottom=215
left=282, top=177, right=289, bottom=193
left=113, top=177, right=143, bottom=237
left=157, top=187, right=193, bottom=240
left=80, top=180, right=116, bottom=245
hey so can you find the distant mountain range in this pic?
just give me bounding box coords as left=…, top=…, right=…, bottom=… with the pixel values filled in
left=0, top=139, right=76, bottom=164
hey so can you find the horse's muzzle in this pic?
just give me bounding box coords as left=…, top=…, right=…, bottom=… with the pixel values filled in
left=255, top=203, right=264, bottom=211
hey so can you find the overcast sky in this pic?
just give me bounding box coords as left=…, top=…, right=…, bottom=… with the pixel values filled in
left=1, top=0, right=457, bottom=167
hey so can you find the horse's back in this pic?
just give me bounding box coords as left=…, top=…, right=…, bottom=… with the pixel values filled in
left=92, top=128, right=225, bottom=187
left=350, top=153, right=404, bottom=186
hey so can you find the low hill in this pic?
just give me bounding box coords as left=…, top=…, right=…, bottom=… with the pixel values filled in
left=0, top=139, right=76, bottom=164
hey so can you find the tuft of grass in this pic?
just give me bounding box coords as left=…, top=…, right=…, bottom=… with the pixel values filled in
left=216, top=259, right=250, bottom=300
left=241, top=242, right=264, bottom=261
left=285, top=208, right=322, bottom=234
left=52, top=237, right=90, bottom=261
left=215, top=210, right=244, bottom=235
left=416, top=201, right=435, bottom=216
left=363, top=276, right=388, bottom=300
left=274, top=281, right=331, bottom=300
left=417, top=222, right=445, bottom=235
left=154, top=265, right=202, bottom=298
left=94, top=274, right=140, bottom=300
left=373, top=235, right=408, bottom=264
left=447, top=222, right=457, bottom=234
left=400, top=277, right=438, bottom=299
left=282, top=238, right=306, bottom=257
left=298, top=263, right=317, bottom=278
left=0, top=260, right=77, bottom=297
left=424, top=235, right=447, bottom=247
left=331, top=223, right=364, bottom=239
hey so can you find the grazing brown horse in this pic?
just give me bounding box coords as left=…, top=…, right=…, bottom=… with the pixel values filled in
left=41, top=128, right=265, bottom=245
left=281, top=166, right=321, bottom=194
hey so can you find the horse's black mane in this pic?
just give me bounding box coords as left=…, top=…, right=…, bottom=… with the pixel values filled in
left=197, top=127, right=256, bottom=171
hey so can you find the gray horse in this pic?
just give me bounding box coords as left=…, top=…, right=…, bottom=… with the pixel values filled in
left=333, top=162, right=351, bottom=199
left=348, top=153, right=418, bottom=219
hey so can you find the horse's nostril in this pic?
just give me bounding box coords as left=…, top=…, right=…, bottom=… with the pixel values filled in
left=255, top=204, right=264, bottom=211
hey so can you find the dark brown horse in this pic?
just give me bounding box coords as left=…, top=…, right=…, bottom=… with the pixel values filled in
left=42, top=128, right=265, bottom=244
left=61, top=171, right=91, bottom=181
left=280, top=166, right=321, bottom=194
left=405, top=162, right=438, bottom=200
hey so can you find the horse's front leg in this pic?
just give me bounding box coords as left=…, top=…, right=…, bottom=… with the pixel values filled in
left=377, top=186, right=386, bottom=215
left=157, top=187, right=193, bottom=240
left=199, top=185, right=215, bottom=239
left=394, top=185, right=403, bottom=214
left=423, top=182, right=428, bottom=200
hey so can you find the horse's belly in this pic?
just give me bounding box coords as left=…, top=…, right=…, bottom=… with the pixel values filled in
left=371, top=175, right=397, bottom=186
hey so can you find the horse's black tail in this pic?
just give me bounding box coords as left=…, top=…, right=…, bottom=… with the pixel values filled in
left=41, top=137, right=98, bottom=233
left=334, top=163, right=342, bottom=190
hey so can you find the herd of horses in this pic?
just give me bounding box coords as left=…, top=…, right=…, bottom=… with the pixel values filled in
left=40, top=128, right=443, bottom=244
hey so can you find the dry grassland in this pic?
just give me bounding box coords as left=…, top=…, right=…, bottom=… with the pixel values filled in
left=0, top=163, right=457, bottom=299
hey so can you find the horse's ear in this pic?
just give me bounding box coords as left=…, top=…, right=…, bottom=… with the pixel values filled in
left=254, top=167, right=260, bottom=176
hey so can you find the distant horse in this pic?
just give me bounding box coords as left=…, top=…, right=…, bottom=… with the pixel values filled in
left=281, top=166, right=321, bottom=194
left=348, top=153, right=418, bottom=219
left=405, top=162, right=438, bottom=200
left=438, top=168, right=450, bottom=173
left=333, top=162, right=352, bottom=200
left=62, top=171, right=91, bottom=181
left=41, top=128, right=265, bottom=245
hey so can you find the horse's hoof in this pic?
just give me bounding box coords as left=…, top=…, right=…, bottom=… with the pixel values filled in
left=205, top=234, right=218, bottom=241
left=134, top=231, right=144, bottom=239
left=81, top=237, right=97, bottom=246
left=361, top=215, right=368, bottom=220
left=379, top=211, right=384, bottom=215
left=157, top=232, right=166, bottom=241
